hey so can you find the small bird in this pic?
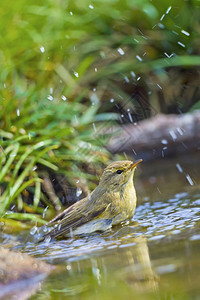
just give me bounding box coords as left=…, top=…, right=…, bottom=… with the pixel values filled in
left=42, top=159, right=142, bottom=239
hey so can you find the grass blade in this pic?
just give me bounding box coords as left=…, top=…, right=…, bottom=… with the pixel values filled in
left=0, top=144, right=19, bottom=182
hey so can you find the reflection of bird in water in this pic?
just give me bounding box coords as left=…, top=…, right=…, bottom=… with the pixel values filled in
left=123, top=236, right=159, bottom=291
left=54, top=235, right=159, bottom=295
left=41, top=160, right=142, bottom=240
left=92, top=236, right=159, bottom=292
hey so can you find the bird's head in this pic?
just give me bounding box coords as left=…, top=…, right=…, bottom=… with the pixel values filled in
left=99, top=159, right=143, bottom=190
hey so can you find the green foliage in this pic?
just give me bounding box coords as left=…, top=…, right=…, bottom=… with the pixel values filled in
left=0, top=91, right=113, bottom=219
left=0, top=0, right=199, bottom=222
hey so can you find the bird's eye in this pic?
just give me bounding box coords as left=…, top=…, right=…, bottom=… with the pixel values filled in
left=116, top=169, right=123, bottom=174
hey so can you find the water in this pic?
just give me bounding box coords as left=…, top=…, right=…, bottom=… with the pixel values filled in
left=1, top=155, right=200, bottom=299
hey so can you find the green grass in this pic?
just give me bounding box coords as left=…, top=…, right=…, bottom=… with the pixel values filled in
left=0, top=92, right=114, bottom=222
left=0, top=0, right=200, bottom=224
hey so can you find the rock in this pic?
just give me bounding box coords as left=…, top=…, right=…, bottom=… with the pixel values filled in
left=107, top=111, right=200, bottom=160
left=0, top=247, right=53, bottom=300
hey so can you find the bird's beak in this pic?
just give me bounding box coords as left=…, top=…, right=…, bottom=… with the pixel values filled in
left=129, top=159, right=143, bottom=170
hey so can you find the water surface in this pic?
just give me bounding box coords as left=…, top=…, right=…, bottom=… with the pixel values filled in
left=1, top=155, right=200, bottom=300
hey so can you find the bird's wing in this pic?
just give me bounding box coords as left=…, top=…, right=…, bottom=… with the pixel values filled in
left=43, top=198, right=111, bottom=239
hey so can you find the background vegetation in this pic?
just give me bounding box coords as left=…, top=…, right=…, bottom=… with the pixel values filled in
left=0, top=0, right=200, bottom=224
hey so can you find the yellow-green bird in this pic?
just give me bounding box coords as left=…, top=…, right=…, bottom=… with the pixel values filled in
left=43, top=159, right=142, bottom=239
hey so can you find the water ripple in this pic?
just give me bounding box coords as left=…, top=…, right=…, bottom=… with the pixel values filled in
left=9, top=192, right=200, bottom=263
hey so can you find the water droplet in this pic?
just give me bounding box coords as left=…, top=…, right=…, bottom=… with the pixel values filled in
left=172, top=30, right=179, bottom=36
left=132, top=148, right=137, bottom=155
left=181, top=29, right=190, bottom=36
left=93, top=123, right=97, bottom=132
left=169, top=130, right=177, bottom=141
left=136, top=55, right=142, bottom=62
left=166, top=6, right=172, bottom=14
left=161, top=139, right=168, bottom=145
left=95, top=67, right=97, bottom=72
left=124, top=76, right=130, bottom=83
left=61, top=95, right=67, bottom=101
left=130, top=71, right=136, bottom=78
left=157, top=84, right=162, bottom=90
left=160, top=14, right=165, bottom=21
left=16, top=109, right=20, bottom=116
left=40, top=46, right=45, bottom=53
left=110, top=98, right=114, bottom=103
left=89, top=4, right=94, bottom=9
left=74, top=71, right=79, bottom=78
left=76, top=187, right=82, bottom=197
left=177, top=41, right=185, bottom=48
left=90, top=92, right=99, bottom=104
left=10, top=205, right=15, bottom=210
left=157, top=187, right=161, bottom=194
left=117, top=48, right=125, bottom=56
left=177, top=127, right=183, bottom=135
left=42, top=225, right=48, bottom=233
left=186, top=174, right=194, bottom=186
left=30, top=226, right=38, bottom=235
left=164, top=52, right=174, bottom=58
left=47, top=95, right=54, bottom=101
left=128, top=111, right=133, bottom=123
left=158, top=23, right=165, bottom=29
left=66, top=264, right=72, bottom=270
left=69, top=11, right=73, bottom=15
